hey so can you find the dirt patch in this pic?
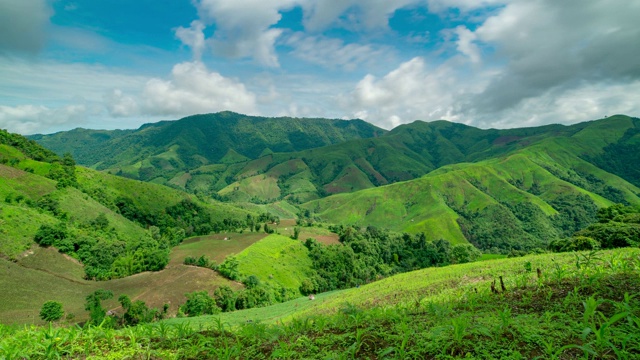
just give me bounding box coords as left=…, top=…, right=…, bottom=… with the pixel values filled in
left=309, top=234, right=340, bottom=245
left=0, top=164, right=25, bottom=179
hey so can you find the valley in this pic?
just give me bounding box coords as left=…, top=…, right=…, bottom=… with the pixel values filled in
left=1, top=113, right=639, bottom=358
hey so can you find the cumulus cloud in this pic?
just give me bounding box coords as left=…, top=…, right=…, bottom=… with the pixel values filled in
left=344, top=57, right=488, bottom=128
left=0, top=104, right=88, bottom=134
left=345, top=0, right=640, bottom=129
left=0, top=0, right=52, bottom=54
left=192, top=0, right=302, bottom=67
left=138, top=61, right=257, bottom=117
left=104, top=89, right=139, bottom=117
left=453, top=25, right=480, bottom=64
left=180, top=0, right=434, bottom=67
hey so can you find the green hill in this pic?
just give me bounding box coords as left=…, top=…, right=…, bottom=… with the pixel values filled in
left=302, top=116, right=640, bottom=252
left=4, top=247, right=640, bottom=358
left=30, top=111, right=385, bottom=182
left=30, top=113, right=640, bottom=209
left=0, top=129, right=256, bottom=275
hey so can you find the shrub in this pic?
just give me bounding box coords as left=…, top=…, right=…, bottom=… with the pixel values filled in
left=451, top=244, right=482, bottom=264
left=180, top=291, right=220, bottom=317
left=39, top=301, right=64, bottom=322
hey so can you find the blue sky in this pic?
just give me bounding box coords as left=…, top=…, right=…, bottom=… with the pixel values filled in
left=0, top=0, right=639, bottom=134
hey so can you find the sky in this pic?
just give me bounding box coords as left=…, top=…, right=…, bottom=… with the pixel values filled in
left=0, top=0, right=639, bottom=134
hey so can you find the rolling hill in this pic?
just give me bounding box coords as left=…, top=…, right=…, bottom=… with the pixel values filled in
left=0, top=129, right=256, bottom=278
left=29, top=111, right=385, bottom=183
left=31, top=113, right=639, bottom=208
left=302, top=115, right=640, bottom=251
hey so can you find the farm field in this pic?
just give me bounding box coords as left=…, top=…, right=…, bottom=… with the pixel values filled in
left=3, top=248, right=639, bottom=359
left=0, top=247, right=240, bottom=325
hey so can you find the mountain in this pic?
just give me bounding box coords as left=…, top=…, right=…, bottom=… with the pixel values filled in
left=29, top=111, right=385, bottom=181
left=302, top=115, right=640, bottom=252
left=28, top=111, right=598, bottom=203
left=26, top=113, right=640, bottom=252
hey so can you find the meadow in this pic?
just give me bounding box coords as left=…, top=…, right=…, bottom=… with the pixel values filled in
left=2, top=248, right=639, bottom=359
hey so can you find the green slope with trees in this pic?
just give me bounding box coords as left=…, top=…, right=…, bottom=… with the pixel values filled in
left=0, top=129, right=256, bottom=278
left=302, top=116, right=640, bottom=253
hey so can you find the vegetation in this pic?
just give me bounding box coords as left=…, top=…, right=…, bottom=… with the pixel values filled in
left=2, top=248, right=639, bottom=358
left=0, top=130, right=256, bottom=280
left=38, top=301, right=63, bottom=322
left=2, top=114, right=640, bottom=358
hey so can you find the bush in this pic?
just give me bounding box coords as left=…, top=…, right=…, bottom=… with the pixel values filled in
left=549, top=236, right=601, bottom=252
left=39, top=301, right=64, bottom=322
left=451, top=244, right=482, bottom=264
left=34, top=224, right=68, bottom=247
left=180, top=291, right=220, bottom=317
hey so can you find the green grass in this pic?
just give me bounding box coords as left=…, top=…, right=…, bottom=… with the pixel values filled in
left=235, top=234, right=314, bottom=291
left=303, top=140, right=640, bottom=247
left=479, top=253, right=507, bottom=261
left=3, top=248, right=639, bottom=359
left=164, top=290, right=341, bottom=328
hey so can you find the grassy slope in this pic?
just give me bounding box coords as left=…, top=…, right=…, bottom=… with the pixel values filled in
left=0, top=254, right=239, bottom=326
left=170, top=232, right=268, bottom=264
left=3, top=248, right=640, bottom=358
left=168, top=248, right=639, bottom=327
left=303, top=123, right=640, bottom=245
left=235, top=234, right=314, bottom=292
left=0, top=138, right=258, bottom=325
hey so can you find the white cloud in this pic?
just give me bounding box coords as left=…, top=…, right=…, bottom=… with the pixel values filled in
left=344, top=57, right=486, bottom=128
left=0, top=0, right=52, bottom=55
left=193, top=0, right=301, bottom=67
left=0, top=104, right=88, bottom=134
left=104, top=89, right=139, bottom=118
left=139, top=61, right=257, bottom=117
left=175, top=21, right=206, bottom=61
left=453, top=25, right=480, bottom=64
left=284, top=32, right=390, bottom=71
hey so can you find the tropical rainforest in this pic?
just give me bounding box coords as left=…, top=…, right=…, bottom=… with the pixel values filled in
left=1, top=112, right=639, bottom=359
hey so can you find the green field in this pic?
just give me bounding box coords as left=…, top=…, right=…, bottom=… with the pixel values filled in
left=235, top=234, right=314, bottom=292
left=170, top=232, right=267, bottom=265
left=3, top=248, right=639, bottom=359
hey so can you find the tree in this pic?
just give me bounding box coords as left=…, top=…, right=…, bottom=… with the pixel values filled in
left=85, top=289, right=113, bottom=325
left=292, top=227, right=300, bottom=240
left=180, top=291, right=220, bottom=317
left=218, top=255, right=240, bottom=280
left=92, top=213, right=109, bottom=230
left=213, top=285, right=237, bottom=312
left=451, top=244, right=482, bottom=264
left=39, top=301, right=64, bottom=322
left=34, top=224, right=68, bottom=247
left=243, top=275, right=260, bottom=289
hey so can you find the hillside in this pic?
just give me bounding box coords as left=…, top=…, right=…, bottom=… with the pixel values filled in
left=0, top=129, right=256, bottom=281
left=302, top=116, right=640, bottom=252
left=4, top=248, right=640, bottom=358
left=30, top=111, right=385, bottom=183
left=31, top=114, right=639, bottom=208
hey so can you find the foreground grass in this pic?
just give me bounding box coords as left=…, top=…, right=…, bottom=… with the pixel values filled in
left=2, top=248, right=640, bottom=359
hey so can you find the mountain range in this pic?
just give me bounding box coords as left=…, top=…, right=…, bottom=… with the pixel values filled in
left=29, top=113, right=640, bottom=252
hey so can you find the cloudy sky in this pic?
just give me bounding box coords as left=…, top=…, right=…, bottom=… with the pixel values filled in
left=0, top=0, right=639, bottom=134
